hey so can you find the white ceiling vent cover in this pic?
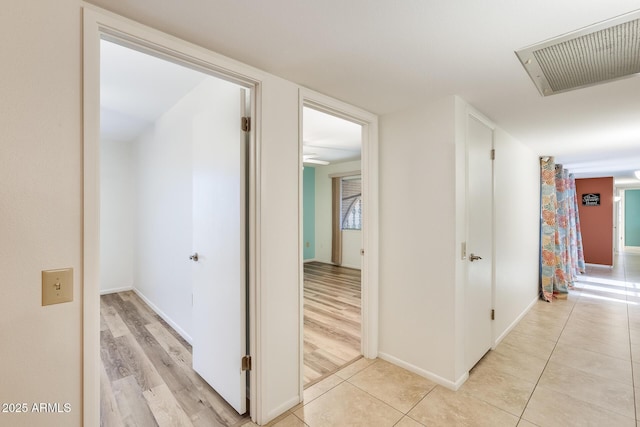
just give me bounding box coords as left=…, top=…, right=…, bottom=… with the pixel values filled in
left=516, top=10, right=640, bottom=96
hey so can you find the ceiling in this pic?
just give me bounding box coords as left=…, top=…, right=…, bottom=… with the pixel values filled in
left=91, top=0, right=640, bottom=182
left=102, top=41, right=362, bottom=164
left=100, top=40, right=208, bottom=142
left=303, top=107, right=361, bottom=164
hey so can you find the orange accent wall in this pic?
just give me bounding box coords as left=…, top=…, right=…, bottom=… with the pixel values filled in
left=575, top=177, right=613, bottom=266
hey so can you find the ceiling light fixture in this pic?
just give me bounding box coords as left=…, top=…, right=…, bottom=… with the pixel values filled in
left=303, top=154, right=330, bottom=166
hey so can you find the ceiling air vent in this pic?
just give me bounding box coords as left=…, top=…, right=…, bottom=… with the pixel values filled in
left=516, top=10, right=640, bottom=96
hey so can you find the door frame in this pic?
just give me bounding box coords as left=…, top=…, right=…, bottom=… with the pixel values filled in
left=82, top=6, right=261, bottom=425
left=297, top=88, right=379, bottom=396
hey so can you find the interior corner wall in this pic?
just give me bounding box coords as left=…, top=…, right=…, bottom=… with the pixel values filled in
left=314, top=160, right=362, bottom=269
left=575, top=177, right=614, bottom=266
left=0, top=1, right=82, bottom=426
left=303, top=166, right=316, bottom=260
left=492, top=127, right=540, bottom=342
left=378, top=97, right=458, bottom=385
left=100, top=139, right=135, bottom=294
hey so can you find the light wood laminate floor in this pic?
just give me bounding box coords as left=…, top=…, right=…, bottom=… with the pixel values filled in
left=303, top=262, right=362, bottom=385
left=100, top=291, right=249, bottom=427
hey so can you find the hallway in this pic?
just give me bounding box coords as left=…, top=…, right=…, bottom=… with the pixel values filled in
left=253, top=253, right=640, bottom=426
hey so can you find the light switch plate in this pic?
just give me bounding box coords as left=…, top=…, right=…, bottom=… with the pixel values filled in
left=42, top=268, right=73, bottom=306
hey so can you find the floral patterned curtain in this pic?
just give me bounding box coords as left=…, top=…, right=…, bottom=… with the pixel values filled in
left=567, top=172, right=586, bottom=279
left=540, top=158, right=585, bottom=301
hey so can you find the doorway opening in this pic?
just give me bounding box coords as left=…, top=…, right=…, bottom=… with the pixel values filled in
left=98, top=38, right=252, bottom=424
left=618, top=188, right=640, bottom=254
left=301, top=106, right=363, bottom=386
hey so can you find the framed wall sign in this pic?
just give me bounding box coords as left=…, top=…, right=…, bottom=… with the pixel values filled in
left=582, top=193, right=600, bottom=206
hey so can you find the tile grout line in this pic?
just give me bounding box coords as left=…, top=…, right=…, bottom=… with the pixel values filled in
left=623, top=255, right=638, bottom=424
left=516, top=292, right=579, bottom=423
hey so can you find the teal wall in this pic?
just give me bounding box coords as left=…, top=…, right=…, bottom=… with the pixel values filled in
left=303, top=167, right=316, bottom=259
left=626, top=189, right=640, bottom=247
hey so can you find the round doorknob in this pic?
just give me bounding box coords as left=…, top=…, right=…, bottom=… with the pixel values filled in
left=189, top=253, right=199, bottom=262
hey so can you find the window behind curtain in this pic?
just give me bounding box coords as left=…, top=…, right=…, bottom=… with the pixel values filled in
left=341, top=176, right=362, bottom=230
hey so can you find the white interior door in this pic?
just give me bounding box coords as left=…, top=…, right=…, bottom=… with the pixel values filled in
left=192, top=81, right=246, bottom=414
left=465, top=114, right=494, bottom=371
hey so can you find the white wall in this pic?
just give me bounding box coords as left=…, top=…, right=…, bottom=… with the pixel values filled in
left=0, top=4, right=305, bottom=425
left=100, top=139, right=135, bottom=294
left=314, top=160, right=362, bottom=269
left=379, top=97, right=460, bottom=385
left=341, top=230, right=362, bottom=269
left=378, top=96, right=540, bottom=389
left=132, top=78, right=243, bottom=342
left=493, top=128, right=540, bottom=342
left=133, top=79, right=195, bottom=341
left=258, top=76, right=301, bottom=420
left=0, top=1, right=82, bottom=426
left=5, top=3, right=537, bottom=425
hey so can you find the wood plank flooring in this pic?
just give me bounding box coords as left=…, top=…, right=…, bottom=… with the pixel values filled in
left=100, top=291, right=249, bottom=427
left=303, top=262, right=362, bottom=385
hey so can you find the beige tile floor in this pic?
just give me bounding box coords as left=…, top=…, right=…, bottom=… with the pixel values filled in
left=241, top=253, right=640, bottom=426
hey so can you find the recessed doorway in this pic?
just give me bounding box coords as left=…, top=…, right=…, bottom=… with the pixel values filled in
left=301, top=106, right=363, bottom=386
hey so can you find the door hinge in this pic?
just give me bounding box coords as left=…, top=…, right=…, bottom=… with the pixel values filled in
left=491, top=309, right=495, bottom=320
left=490, top=149, right=495, bottom=160
left=241, top=355, right=252, bottom=371
left=241, top=116, right=251, bottom=132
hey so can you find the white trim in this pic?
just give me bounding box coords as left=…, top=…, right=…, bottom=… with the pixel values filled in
left=267, top=397, right=302, bottom=423
left=133, top=288, right=193, bottom=344
left=303, top=258, right=318, bottom=263
left=378, top=352, right=469, bottom=391
left=99, top=286, right=133, bottom=296
left=492, top=296, right=538, bottom=348
left=339, top=263, right=362, bottom=270
left=585, top=263, right=614, bottom=268
left=298, top=87, right=379, bottom=399
left=82, top=5, right=262, bottom=424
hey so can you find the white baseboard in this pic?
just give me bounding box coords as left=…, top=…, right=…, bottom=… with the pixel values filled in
left=585, top=263, right=613, bottom=268
left=377, top=352, right=468, bottom=391
left=307, top=259, right=362, bottom=270
left=132, top=288, right=193, bottom=345
left=493, top=295, right=539, bottom=348
left=100, top=286, right=133, bottom=295
left=303, top=258, right=317, bottom=263
left=265, top=396, right=302, bottom=425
